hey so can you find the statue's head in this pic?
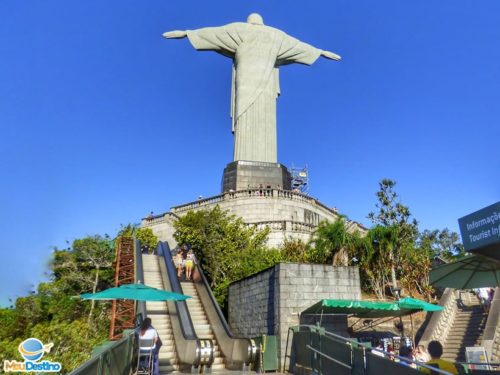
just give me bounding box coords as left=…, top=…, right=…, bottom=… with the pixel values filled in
left=247, top=13, right=264, bottom=25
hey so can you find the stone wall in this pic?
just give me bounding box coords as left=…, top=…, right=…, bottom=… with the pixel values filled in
left=228, top=263, right=362, bottom=368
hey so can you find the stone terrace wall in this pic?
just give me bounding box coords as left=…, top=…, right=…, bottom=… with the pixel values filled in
left=228, top=263, right=362, bottom=368
left=141, top=189, right=366, bottom=249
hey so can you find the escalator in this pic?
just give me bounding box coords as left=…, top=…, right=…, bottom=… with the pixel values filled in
left=142, top=254, right=181, bottom=373
left=182, top=281, right=225, bottom=370
left=137, top=241, right=256, bottom=373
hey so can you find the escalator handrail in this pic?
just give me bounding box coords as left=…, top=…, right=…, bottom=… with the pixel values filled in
left=158, top=241, right=197, bottom=339
left=193, top=254, right=257, bottom=366
left=135, top=239, right=146, bottom=323
left=194, top=261, right=236, bottom=338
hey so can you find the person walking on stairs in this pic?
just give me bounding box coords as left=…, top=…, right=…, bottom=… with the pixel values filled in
left=185, top=249, right=196, bottom=281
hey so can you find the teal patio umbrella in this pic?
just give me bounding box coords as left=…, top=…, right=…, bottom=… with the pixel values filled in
left=80, top=283, right=191, bottom=301
left=429, top=255, right=500, bottom=289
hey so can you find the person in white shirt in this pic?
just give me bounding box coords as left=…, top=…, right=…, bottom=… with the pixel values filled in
left=138, top=318, right=160, bottom=375
left=476, top=288, right=491, bottom=313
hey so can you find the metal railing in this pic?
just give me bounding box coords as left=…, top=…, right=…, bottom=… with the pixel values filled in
left=69, top=329, right=136, bottom=375
left=284, top=325, right=462, bottom=375
left=419, top=288, right=458, bottom=348
left=483, top=288, right=500, bottom=362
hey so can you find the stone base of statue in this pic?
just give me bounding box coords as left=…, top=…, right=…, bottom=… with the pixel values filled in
left=221, top=160, right=292, bottom=192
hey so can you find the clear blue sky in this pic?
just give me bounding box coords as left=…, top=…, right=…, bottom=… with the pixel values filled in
left=1, top=1, right=499, bottom=306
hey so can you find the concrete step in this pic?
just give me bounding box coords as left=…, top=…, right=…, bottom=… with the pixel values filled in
left=193, top=324, right=211, bottom=331
left=209, top=363, right=226, bottom=370
left=186, top=303, right=202, bottom=307
left=453, top=315, right=485, bottom=323
left=212, top=357, right=225, bottom=365
left=186, top=304, right=203, bottom=309
left=159, top=364, right=180, bottom=373
left=195, top=330, right=213, bottom=337
left=155, top=331, right=173, bottom=337
left=149, top=316, right=170, bottom=321
left=192, top=318, right=209, bottom=324
left=446, top=330, right=482, bottom=341
left=197, top=334, right=215, bottom=340
left=189, top=311, right=207, bottom=317
left=159, top=357, right=179, bottom=365
left=159, top=344, right=176, bottom=352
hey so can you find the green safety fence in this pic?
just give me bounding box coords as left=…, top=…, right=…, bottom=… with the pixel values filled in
left=69, top=330, right=136, bottom=375
left=284, top=325, right=468, bottom=375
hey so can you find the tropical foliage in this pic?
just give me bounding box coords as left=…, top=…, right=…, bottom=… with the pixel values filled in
left=172, top=180, right=460, bottom=303
left=0, top=235, right=115, bottom=372
left=118, top=224, right=158, bottom=253
left=308, top=217, right=360, bottom=266
left=173, top=205, right=285, bottom=307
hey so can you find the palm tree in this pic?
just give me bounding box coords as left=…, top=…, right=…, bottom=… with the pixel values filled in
left=310, top=217, right=355, bottom=266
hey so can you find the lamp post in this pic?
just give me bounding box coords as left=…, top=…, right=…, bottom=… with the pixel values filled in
left=391, top=287, right=404, bottom=339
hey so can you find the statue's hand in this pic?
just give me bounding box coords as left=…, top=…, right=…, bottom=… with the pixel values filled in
left=321, top=50, right=341, bottom=61
left=162, top=30, right=187, bottom=39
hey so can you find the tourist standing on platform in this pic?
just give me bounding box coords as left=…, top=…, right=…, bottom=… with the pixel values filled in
left=420, top=341, right=458, bottom=374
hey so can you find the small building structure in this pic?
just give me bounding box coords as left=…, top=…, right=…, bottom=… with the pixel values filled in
left=227, top=262, right=362, bottom=367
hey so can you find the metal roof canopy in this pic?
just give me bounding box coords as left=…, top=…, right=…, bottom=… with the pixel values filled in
left=301, top=298, right=442, bottom=319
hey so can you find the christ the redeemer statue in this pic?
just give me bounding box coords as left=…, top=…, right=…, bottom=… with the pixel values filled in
left=163, top=13, right=340, bottom=164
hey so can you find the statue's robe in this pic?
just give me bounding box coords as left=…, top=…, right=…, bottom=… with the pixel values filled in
left=187, top=23, right=322, bottom=163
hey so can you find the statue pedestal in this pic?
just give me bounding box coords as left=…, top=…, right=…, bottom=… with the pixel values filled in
left=222, top=161, right=292, bottom=193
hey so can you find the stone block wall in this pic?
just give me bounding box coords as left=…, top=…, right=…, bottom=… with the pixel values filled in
left=228, top=263, right=362, bottom=368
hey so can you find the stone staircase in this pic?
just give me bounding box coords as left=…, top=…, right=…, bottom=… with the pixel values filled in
left=181, top=281, right=226, bottom=371
left=442, top=291, right=488, bottom=362
left=142, top=254, right=180, bottom=374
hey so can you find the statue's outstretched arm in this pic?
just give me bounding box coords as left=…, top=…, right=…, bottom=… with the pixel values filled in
left=321, top=50, right=341, bottom=61
left=163, top=30, right=188, bottom=39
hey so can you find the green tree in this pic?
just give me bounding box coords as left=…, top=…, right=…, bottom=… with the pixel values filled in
left=72, top=236, right=114, bottom=325
left=309, top=218, right=358, bottom=266
left=173, top=206, right=278, bottom=307
left=279, top=238, right=310, bottom=263
left=116, top=224, right=159, bottom=253
left=136, top=227, right=159, bottom=254
left=354, top=226, right=393, bottom=299
left=367, top=179, right=418, bottom=290
left=0, top=234, right=115, bottom=371
left=418, top=228, right=465, bottom=261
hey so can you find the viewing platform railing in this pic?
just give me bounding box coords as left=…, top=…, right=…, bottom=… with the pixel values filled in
left=69, top=329, right=136, bottom=375
left=170, top=188, right=340, bottom=216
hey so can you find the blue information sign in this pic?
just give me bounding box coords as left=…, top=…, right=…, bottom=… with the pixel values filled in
left=458, top=202, right=500, bottom=260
